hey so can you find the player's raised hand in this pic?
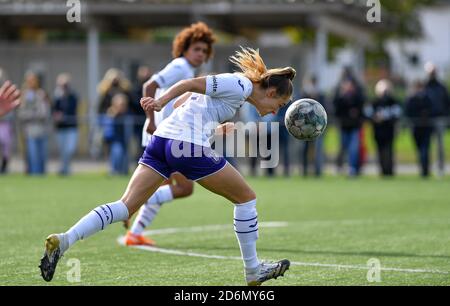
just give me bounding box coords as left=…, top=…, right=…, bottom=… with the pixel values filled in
left=140, top=97, right=163, bottom=112
left=140, top=97, right=153, bottom=111
left=0, top=81, right=21, bottom=117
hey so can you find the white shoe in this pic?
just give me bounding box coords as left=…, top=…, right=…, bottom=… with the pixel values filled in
left=245, top=259, right=290, bottom=286
left=39, top=233, right=68, bottom=282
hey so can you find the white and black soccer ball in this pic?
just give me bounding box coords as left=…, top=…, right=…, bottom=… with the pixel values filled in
left=284, top=98, right=327, bottom=141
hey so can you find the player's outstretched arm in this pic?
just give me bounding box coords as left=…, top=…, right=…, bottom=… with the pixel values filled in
left=173, top=92, right=193, bottom=109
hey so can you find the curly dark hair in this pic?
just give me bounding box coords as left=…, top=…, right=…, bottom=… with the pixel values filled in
left=172, top=22, right=216, bottom=60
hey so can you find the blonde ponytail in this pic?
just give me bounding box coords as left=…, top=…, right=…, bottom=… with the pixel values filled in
left=230, top=47, right=267, bottom=82
left=230, top=47, right=296, bottom=83
left=230, top=47, right=296, bottom=98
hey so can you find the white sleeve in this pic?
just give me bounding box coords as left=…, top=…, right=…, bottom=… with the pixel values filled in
left=205, top=73, right=249, bottom=101
left=152, top=59, right=191, bottom=88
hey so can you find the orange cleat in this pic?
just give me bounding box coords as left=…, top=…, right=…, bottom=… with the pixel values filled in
left=125, top=232, right=156, bottom=246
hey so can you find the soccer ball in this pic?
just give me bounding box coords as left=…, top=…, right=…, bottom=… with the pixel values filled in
left=284, top=98, right=327, bottom=141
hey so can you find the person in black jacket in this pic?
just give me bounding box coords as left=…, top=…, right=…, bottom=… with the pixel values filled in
left=106, top=93, right=129, bottom=175
left=366, top=79, right=401, bottom=176
left=424, top=63, right=449, bottom=177
left=334, top=77, right=365, bottom=176
left=53, top=73, right=79, bottom=176
left=405, top=81, right=434, bottom=178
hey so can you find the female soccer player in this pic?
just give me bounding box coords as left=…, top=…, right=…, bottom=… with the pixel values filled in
left=125, top=22, right=216, bottom=246
left=40, top=48, right=295, bottom=286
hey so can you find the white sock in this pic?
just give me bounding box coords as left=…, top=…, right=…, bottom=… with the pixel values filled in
left=234, top=199, right=260, bottom=269
left=65, top=200, right=129, bottom=249
left=130, top=185, right=174, bottom=235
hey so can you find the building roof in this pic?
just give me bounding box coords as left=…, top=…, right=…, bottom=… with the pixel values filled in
left=0, top=0, right=393, bottom=45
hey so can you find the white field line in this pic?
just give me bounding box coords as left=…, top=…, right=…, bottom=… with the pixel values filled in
left=117, top=222, right=450, bottom=275
left=139, top=221, right=288, bottom=236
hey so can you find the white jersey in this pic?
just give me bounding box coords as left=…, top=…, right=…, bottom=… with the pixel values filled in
left=154, top=73, right=253, bottom=147
left=142, top=57, right=195, bottom=146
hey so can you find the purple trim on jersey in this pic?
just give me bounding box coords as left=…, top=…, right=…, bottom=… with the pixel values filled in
left=139, top=135, right=227, bottom=181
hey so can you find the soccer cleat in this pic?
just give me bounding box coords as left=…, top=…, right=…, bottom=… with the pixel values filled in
left=245, top=259, right=290, bottom=286
left=39, top=234, right=67, bottom=282
left=124, top=232, right=156, bottom=246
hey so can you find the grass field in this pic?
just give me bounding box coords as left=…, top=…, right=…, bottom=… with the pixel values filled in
left=1, top=174, right=450, bottom=286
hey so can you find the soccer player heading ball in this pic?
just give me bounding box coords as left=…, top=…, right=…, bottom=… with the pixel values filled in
left=40, top=47, right=295, bottom=286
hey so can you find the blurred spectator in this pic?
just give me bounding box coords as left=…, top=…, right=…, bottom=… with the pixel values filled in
left=405, top=81, right=434, bottom=178
left=339, top=66, right=365, bottom=95
left=424, top=63, right=449, bottom=177
left=17, top=71, right=50, bottom=175
left=366, top=79, right=402, bottom=177
left=105, top=93, right=130, bottom=175
left=301, top=75, right=327, bottom=177
left=53, top=73, right=79, bottom=176
left=98, top=68, right=132, bottom=114
left=333, top=73, right=365, bottom=177
left=131, top=66, right=152, bottom=159
left=97, top=68, right=132, bottom=158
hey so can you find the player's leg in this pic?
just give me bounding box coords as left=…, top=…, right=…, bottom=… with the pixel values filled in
left=40, top=164, right=165, bottom=281
left=197, top=163, right=289, bottom=286
left=126, top=172, right=194, bottom=245
left=197, top=162, right=255, bottom=203
left=123, top=179, right=171, bottom=230
left=125, top=179, right=170, bottom=244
